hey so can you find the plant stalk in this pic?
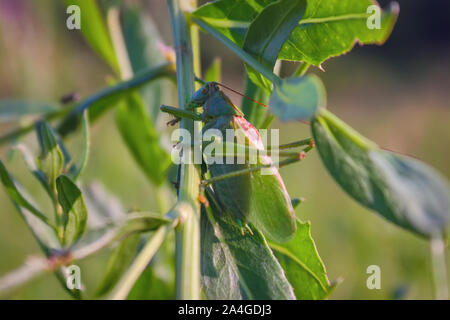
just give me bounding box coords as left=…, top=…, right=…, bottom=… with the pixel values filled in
left=168, top=0, right=202, bottom=300
left=430, top=237, right=449, bottom=300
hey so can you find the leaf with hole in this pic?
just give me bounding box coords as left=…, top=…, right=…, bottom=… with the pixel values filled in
left=193, top=0, right=399, bottom=68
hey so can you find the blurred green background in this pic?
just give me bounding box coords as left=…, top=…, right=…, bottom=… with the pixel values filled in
left=0, top=0, right=449, bottom=299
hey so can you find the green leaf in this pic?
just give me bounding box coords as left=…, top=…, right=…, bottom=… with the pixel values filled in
left=269, top=75, right=326, bottom=121
left=56, top=175, right=88, bottom=246
left=193, top=18, right=325, bottom=123
left=201, top=199, right=296, bottom=300
left=65, top=0, right=119, bottom=72
left=193, top=17, right=279, bottom=85
left=0, top=160, right=51, bottom=225
left=13, top=204, right=61, bottom=256
left=0, top=161, right=59, bottom=255
left=243, top=0, right=306, bottom=92
left=15, top=144, right=51, bottom=197
left=57, top=64, right=173, bottom=137
left=0, top=100, right=59, bottom=122
left=122, top=6, right=167, bottom=122
left=279, top=1, right=400, bottom=66
left=127, top=265, right=175, bottom=299
left=95, top=234, right=140, bottom=297
left=269, top=220, right=331, bottom=300
left=117, top=212, right=172, bottom=239
left=311, top=110, right=450, bottom=237
left=193, top=0, right=273, bottom=46
left=36, top=122, right=65, bottom=188
left=68, top=110, right=90, bottom=181
left=193, top=0, right=399, bottom=67
left=116, top=93, right=171, bottom=186
left=204, top=58, right=222, bottom=83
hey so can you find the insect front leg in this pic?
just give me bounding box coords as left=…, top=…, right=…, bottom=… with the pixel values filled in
left=160, top=104, right=203, bottom=126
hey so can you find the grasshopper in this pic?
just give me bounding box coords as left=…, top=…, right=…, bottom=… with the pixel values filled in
left=161, top=82, right=313, bottom=242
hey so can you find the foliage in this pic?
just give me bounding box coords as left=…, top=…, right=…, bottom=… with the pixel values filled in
left=0, top=0, right=448, bottom=301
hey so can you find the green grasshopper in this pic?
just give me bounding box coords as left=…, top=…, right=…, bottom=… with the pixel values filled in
left=161, top=82, right=313, bottom=242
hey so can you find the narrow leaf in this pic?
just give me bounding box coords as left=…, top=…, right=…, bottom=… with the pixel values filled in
left=58, top=64, right=173, bottom=137
left=15, top=144, right=51, bottom=197
left=127, top=265, right=175, bottom=300
left=68, top=110, right=90, bottom=181
left=116, top=93, right=171, bottom=186
left=56, top=175, right=88, bottom=246
left=0, top=161, right=59, bottom=254
left=243, top=0, right=306, bottom=92
left=0, top=160, right=50, bottom=225
left=65, top=0, right=119, bottom=72
left=36, top=122, right=65, bottom=188
left=311, top=110, right=450, bottom=237
left=95, top=234, right=140, bottom=297
left=122, top=6, right=167, bottom=122
left=0, top=100, right=59, bottom=122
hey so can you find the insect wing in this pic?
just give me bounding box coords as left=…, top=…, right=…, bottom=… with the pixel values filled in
left=233, top=116, right=296, bottom=242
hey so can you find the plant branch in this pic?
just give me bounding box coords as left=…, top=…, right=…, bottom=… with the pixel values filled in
left=430, top=237, right=449, bottom=300
left=109, top=221, right=177, bottom=300
left=167, top=0, right=202, bottom=300
left=192, top=17, right=280, bottom=85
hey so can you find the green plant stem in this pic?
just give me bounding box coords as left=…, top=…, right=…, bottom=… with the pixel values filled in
left=430, top=237, right=449, bottom=300
left=193, top=17, right=280, bottom=85
left=168, top=0, right=202, bottom=300
left=109, top=223, right=175, bottom=300
left=0, top=65, right=175, bottom=145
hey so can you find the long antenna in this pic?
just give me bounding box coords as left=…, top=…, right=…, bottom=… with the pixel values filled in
left=215, top=82, right=269, bottom=108
left=216, top=81, right=311, bottom=125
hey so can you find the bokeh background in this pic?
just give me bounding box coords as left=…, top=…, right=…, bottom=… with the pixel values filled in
left=0, top=0, right=449, bottom=299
